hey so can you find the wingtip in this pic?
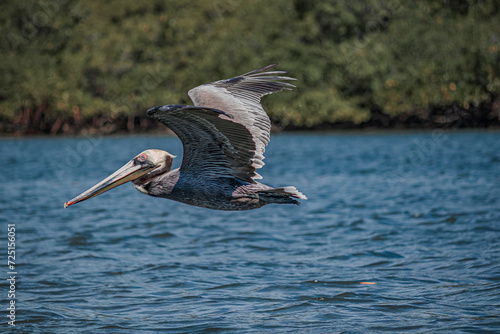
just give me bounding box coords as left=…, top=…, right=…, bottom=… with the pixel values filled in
left=242, top=63, right=280, bottom=76
left=242, top=65, right=297, bottom=85
left=263, top=63, right=279, bottom=70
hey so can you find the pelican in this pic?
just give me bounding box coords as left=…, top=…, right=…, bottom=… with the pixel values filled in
left=64, top=64, right=307, bottom=210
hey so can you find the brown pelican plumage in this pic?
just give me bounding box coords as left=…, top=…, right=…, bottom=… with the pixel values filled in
left=64, top=64, right=307, bottom=210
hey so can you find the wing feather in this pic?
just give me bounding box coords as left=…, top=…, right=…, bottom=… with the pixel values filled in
left=147, top=64, right=296, bottom=183
left=187, top=64, right=296, bottom=172
left=147, top=105, right=259, bottom=182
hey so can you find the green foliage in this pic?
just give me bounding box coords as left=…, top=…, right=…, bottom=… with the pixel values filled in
left=0, top=0, right=498, bottom=130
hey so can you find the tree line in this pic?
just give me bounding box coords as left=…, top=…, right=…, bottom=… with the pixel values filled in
left=1, top=0, right=499, bottom=135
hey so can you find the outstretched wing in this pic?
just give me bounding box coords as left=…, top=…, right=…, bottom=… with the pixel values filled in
left=187, top=64, right=296, bottom=174
left=147, top=64, right=296, bottom=183
left=147, top=105, right=258, bottom=182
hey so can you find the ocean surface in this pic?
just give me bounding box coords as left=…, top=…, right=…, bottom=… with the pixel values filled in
left=1, top=130, right=499, bottom=333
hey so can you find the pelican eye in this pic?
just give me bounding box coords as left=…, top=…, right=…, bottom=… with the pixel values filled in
left=137, top=154, right=148, bottom=162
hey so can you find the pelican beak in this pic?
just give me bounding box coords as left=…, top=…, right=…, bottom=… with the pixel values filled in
left=64, top=159, right=155, bottom=208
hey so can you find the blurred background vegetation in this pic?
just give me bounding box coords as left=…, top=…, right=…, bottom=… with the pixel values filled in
left=1, top=0, right=499, bottom=135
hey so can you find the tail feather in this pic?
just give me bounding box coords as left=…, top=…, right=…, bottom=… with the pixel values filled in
left=258, top=186, right=307, bottom=205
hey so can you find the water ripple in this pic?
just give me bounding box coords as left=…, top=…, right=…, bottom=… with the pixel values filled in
left=1, top=131, right=499, bottom=333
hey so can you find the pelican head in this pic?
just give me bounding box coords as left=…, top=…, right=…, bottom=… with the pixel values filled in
left=64, top=149, right=175, bottom=208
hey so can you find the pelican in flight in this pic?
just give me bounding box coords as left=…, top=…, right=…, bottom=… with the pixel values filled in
left=64, top=64, right=307, bottom=210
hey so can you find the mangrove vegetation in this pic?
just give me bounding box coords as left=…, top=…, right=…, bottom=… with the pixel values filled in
left=1, top=0, right=499, bottom=134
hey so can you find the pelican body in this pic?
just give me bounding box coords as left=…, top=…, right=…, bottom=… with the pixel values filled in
left=64, top=64, right=307, bottom=211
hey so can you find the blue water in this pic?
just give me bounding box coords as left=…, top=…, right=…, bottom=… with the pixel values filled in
left=1, top=131, right=500, bottom=333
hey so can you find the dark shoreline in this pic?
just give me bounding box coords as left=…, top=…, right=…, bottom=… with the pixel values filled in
left=2, top=101, right=499, bottom=137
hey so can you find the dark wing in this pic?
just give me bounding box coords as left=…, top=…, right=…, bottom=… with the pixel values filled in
left=147, top=105, right=257, bottom=182
left=147, top=64, right=296, bottom=183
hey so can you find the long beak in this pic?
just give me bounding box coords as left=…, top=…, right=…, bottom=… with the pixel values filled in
left=64, top=159, right=155, bottom=208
